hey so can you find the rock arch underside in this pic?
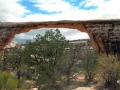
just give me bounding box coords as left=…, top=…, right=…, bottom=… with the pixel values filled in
left=0, top=19, right=120, bottom=54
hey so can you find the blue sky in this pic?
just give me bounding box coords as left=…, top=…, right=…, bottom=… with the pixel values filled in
left=0, top=0, right=120, bottom=43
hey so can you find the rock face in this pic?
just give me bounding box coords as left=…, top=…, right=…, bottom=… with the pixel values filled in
left=4, top=41, right=25, bottom=54
left=5, top=41, right=19, bottom=49
left=4, top=41, right=19, bottom=53
left=0, top=19, right=120, bottom=54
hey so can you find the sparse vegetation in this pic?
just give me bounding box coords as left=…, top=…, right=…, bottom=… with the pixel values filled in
left=97, top=54, right=120, bottom=87
left=1, top=29, right=120, bottom=90
left=81, top=40, right=98, bottom=84
left=24, top=29, right=69, bottom=90
left=0, top=71, right=26, bottom=90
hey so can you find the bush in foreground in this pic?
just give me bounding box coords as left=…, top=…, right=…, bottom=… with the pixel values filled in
left=97, top=54, right=120, bottom=87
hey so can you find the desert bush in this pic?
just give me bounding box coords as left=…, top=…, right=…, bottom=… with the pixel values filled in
left=24, top=29, right=69, bottom=90
left=63, top=43, right=84, bottom=86
left=6, top=77, right=19, bottom=90
left=81, top=40, right=98, bottom=83
left=97, top=54, right=120, bottom=87
left=0, top=71, right=32, bottom=90
left=0, top=71, right=19, bottom=90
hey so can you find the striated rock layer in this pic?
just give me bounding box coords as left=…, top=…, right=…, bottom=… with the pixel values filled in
left=0, top=19, right=120, bottom=54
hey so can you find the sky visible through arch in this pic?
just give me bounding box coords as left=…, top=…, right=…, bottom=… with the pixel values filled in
left=0, top=0, right=120, bottom=43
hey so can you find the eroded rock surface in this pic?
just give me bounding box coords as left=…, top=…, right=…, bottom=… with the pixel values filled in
left=0, top=20, right=120, bottom=54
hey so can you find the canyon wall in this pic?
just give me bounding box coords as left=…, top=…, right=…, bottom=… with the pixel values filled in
left=0, top=19, right=120, bottom=54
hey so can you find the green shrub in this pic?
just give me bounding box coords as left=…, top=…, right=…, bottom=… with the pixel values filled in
left=0, top=71, right=26, bottom=90
left=6, top=77, right=19, bottom=90
left=97, top=54, right=120, bottom=87
left=0, top=74, right=4, bottom=89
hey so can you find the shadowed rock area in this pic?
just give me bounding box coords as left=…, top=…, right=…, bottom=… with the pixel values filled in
left=0, top=19, right=120, bottom=54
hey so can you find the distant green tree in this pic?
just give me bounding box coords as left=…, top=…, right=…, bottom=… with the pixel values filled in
left=24, top=29, right=69, bottom=90
left=81, top=40, right=98, bottom=83
left=0, top=52, right=3, bottom=70
left=64, top=43, right=84, bottom=86
left=0, top=44, right=33, bottom=90
left=4, top=44, right=30, bottom=80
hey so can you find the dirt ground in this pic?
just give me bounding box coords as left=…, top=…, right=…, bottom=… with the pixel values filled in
left=70, top=74, right=120, bottom=90
left=67, top=74, right=96, bottom=90
left=31, top=74, right=120, bottom=90
left=73, top=87, right=95, bottom=90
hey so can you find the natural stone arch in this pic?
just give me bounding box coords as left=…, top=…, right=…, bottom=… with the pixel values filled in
left=0, top=19, right=120, bottom=54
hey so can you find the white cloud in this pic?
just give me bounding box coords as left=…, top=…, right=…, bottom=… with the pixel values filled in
left=66, top=33, right=89, bottom=40
left=14, top=9, right=92, bottom=22
left=31, top=0, right=71, bottom=12
left=0, top=0, right=30, bottom=21
left=79, top=0, right=120, bottom=19
left=1, top=0, right=120, bottom=22
left=79, top=0, right=105, bottom=7
left=55, top=28, right=89, bottom=40
left=16, top=33, right=33, bottom=39
left=12, top=0, right=120, bottom=22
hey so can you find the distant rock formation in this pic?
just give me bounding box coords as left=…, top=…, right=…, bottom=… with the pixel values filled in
left=0, top=19, right=120, bottom=54
left=5, top=41, right=19, bottom=49
left=4, top=41, right=24, bottom=53
left=69, top=39, right=88, bottom=45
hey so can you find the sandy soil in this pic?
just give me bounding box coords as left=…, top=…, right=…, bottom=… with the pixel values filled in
left=67, top=74, right=97, bottom=90
left=73, top=87, right=96, bottom=90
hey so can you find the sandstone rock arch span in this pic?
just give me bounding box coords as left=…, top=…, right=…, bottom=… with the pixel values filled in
left=0, top=19, right=120, bottom=54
